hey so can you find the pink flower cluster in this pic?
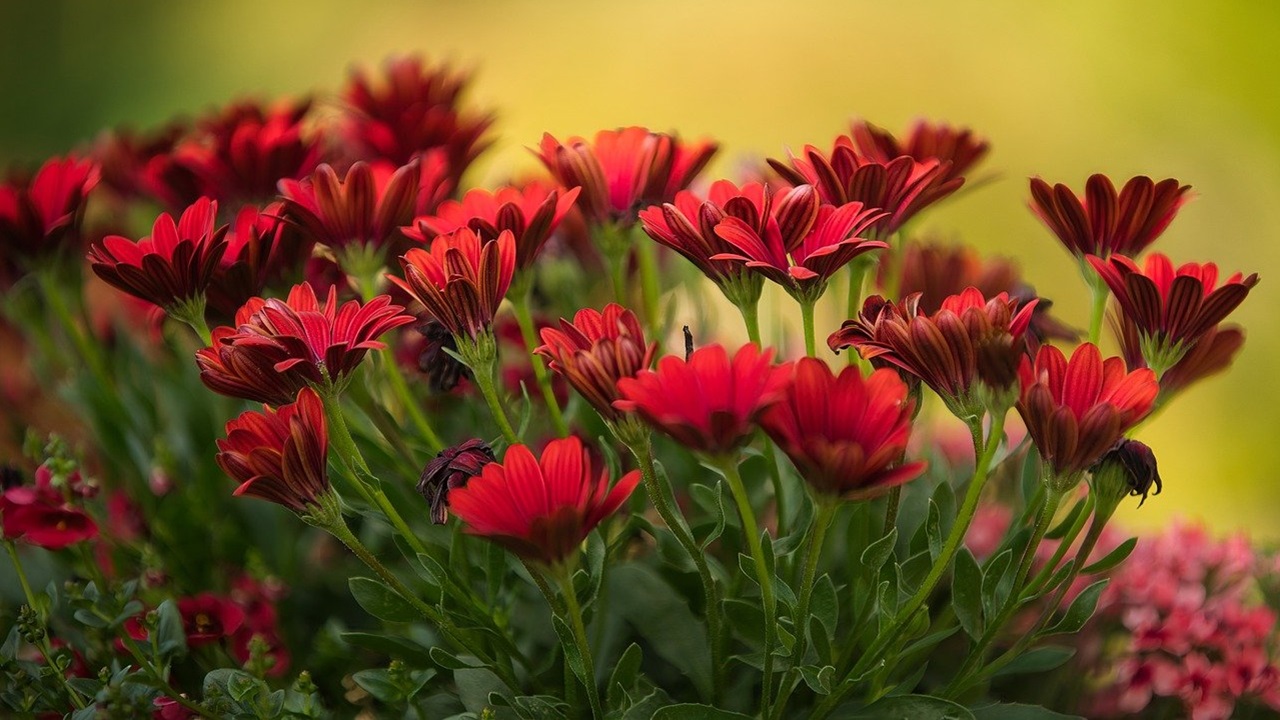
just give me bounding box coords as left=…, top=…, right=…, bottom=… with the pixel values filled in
left=1087, top=522, right=1280, bottom=720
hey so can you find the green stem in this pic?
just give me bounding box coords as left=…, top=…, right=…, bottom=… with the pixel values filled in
left=473, top=364, right=520, bottom=445
left=635, top=234, right=663, bottom=336
left=714, top=456, right=777, bottom=715
left=631, top=440, right=725, bottom=701
left=511, top=290, right=570, bottom=437
left=119, top=630, right=208, bottom=716
left=845, top=260, right=872, bottom=365
left=35, top=266, right=113, bottom=390
left=738, top=296, right=763, bottom=346
left=1087, top=274, right=1109, bottom=346
left=763, top=441, right=788, bottom=539
left=557, top=566, right=603, bottom=720
left=1024, top=494, right=1093, bottom=597
left=380, top=347, right=446, bottom=452
left=5, top=542, right=90, bottom=711
left=800, top=299, right=818, bottom=357
left=882, top=486, right=902, bottom=536
left=771, top=499, right=838, bottom=720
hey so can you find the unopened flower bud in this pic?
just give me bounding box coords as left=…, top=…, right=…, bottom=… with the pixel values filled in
left=418, top=439, right=496, bottom=524
left=1089, top=439, right=1161, bottom=521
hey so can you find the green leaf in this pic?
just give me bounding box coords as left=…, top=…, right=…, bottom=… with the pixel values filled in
left=843, top=693, right=976, bottom=719
left=352, top=669, right=401, bottom=703
left=154, top=599, right=187, bottom=659
left=609, top=564, right=712, bottom=700
left=454, top=667, right=510, bottom=713
left=951, top=547, right=984, bottom=639
left=972, top=703, right=1084, bottom=719
left=349, top=576, right=419, bottom=623
left=860, top=528, right=898, bottom=575
left=723, top=598, right=766, bottom=647
left=925, top=500, right=943, bottom=561
left=1080, top=537, right=1138, bottom=575
left=798, top=664, right=836, bottom=695
left=691, top=481, right=727, bottom=550
left=1046, top=580, right=1108, bottom=635
left=508, top=694, right=570, bottom=719
left=552, top=615, right=589, bottom=686
left=811, top=574, right=838, bottom=635
left=980, top=549, right=1013, bottom=621
left=430, top=646, right=486, bottom=670
left=1044, top=497, right=1088, bottom=540
left=607, top=643, right=643, bottom=708
left=992, top=645, right=1076, bottom=677
left=0, top=627, right=19, bottom=661
left=651, top=704, right=754, bottom=719
left=341, top=631, right=434, bottom=666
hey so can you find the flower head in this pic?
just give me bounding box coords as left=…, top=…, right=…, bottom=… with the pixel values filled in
left=178, top=593, right=248, bottom=647
left=830, top=288, right=1039, bottom=417
left=536, top=304, right=656, bottom=423
left=536, top=126, right=717, bottom=227
left=0, top=155, right=100, bottom=281
left=449, top=436, right=640, bottom=566
left=850, top=119, right=989, bottom=184
left=410, top=183, right=581, bottom=270
left=0, top=485, right=99, bottom=549
left=1017, top=343, right=1158, bottom=485
left=197, top=283, right=414, bottom=404
left=761, top=359, right=925, bottom=500
left=615, top=343, right=791, bottom=456
left=391, top=227, right=516, bottom=340
left=418, top=439, right=496, bottom=524
left=1030, top=174, right=1191, bottom=259
left=1090, top=438, right=1162, bottom=510
left=216, top=387, right=329, bottom=513
left=768, top=139, right=962, bottom=236
left=204, top=204, right=285, bottom=321
left=1089, top=253, right=1258, bottom=373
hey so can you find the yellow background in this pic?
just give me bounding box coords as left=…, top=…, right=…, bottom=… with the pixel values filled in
left=1, top=1, right=1275, bottom=537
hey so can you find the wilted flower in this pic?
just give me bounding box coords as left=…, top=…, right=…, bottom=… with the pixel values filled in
left=850, top=119, right=989, bottom=184
left=215, top=388, right=329, bottom=513
left=536, top=303, right=656, bottom=423
left=1089, top=253, right=1258, bottom=374
left=536, top=126, right=717, bottom=227
left=418, top=439, right=496, bottom=524
left=1090, top=439, right=1161, bottom=510
left=1030, top=174, right=1191, bottom=259
left=410, top=183, right=581, bottom=271
left=1017, top=343, right=1158, bottom=486
left=614, top=343, right=791, bottom=456
left=391, top=227, right=516, bottom=340
left=449, top=436, right=640, bottom=566
left=408, top=320, right=470, bottom=392
left=760, top=359, right=926, bottom=500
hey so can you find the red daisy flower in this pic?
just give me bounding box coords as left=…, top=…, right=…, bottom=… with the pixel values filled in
left=409, top=183, right=581, bottom=270
left=448, top=436, right=640, bottom=566
left=850, top=119, right=989, bottom=184
left=1114, top=310, right=1246, bottom=399
left=768, top=138, right=962, bottom=236
left=0, top=485, right=99, bottom=549
left=204, top=203, right=285, bottom=321
left=536, top=303, right=656, bottom=423
left=712, top=197, right=887, bottom=302
left=1017, top=343, right=1158, bottom=483
left=829, top=288, right=1039, bottom=417
left=216, top=387, right=329, bottom=513
left=614, top=343, right=792, bottom=456
left=390, top=227, right=516, bottom=340
left=1088, top=253, right=1258, bottom=373
left=0, top=155, right=100, bottom=280
left=88, top=197, right=228, bottom=313
left=197, top=283, right=414, bottom=405
left=536, top=126, right=717, bottom=227
left=1029, top=174, right=1191, bottom=259
left=761, top=359, right=926, bottom=500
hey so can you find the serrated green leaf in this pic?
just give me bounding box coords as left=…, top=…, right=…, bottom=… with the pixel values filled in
left=992, top=645, right=1076, bottom=677
left=1080, top=537, right=1137, bottom=575
left=1046, top=579, right=1108, bottom=635
left=952, top=547, right=984, bottom=639
left=349, top=576, right=419, bottom=623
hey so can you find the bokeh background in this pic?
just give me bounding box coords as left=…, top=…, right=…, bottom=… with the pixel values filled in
left=1, top=0, right=1275, bottom=537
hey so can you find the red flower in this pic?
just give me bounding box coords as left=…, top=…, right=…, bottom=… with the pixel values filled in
left=88, top=197, right=228, bottom=312
left=153, top=696, right=197, bottom=720
left=339, top=55, right=493, bottom=179
left=830, top=288, right=1038, bottom=416
left=1088, top=253, right=1258, bottom=372
left=391, top=228, right=516, bottom=340
left=768, top=139, right=962, bottom=236
left=0, top=485, right=99, bottom=549
left=850, top=119, right=989, bottom=184
left=409, top=183, right=581, bottom=270
left=1017, top=343, right=1158, bottom=482
left=0, top=156, right=100, bottom=278
left=614, top=343, right=791, bottom=456
left=449, top=436, right=640, bottom=565
left=279, top=158, right=448, bottom=253
left=216, top=387, right=329, bottom=513
left=536, top=126, right=717, bottom=227
left=1029, top=174, right=1191, bottom=259
left=197, top=284, right=414, bottom=405
left=536, top=304, right=656, bottom=423
left=761, top=359, right=926, bottom=500
left=713, top=198, right=887, bottom=302
left=178, top=593, right=247, bottom=647
left=418, top=439, right=496, bottom=524
left=204, top=204, right=285, bottom=321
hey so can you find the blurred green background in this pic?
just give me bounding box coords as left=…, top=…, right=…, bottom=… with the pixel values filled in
left=1, top=1, right=1275, bottom=537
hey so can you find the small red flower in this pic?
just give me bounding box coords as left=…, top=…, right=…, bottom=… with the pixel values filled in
left=830, top=288, right=1039, bottom=416
left=536, top=126, right=717, bottom=227
left=850, top=119, right=989, bottom=184
left=614, top=343, right=792, bottom=456
left=418, top=439, right=496, bottom=524
left=0, top=485, right=99, bottom=549
left=390, top=227, right=516, bottom=340
left=204, top=204, right=285, bottom=321
left=178, top=593, right=247, bottom=647
left=216, top=387, right=329, bottom=513
left=713, top=197, right=887, bottom=302
left=88, top=197, right=228, bottom=312
left=0, top=156, right=100, bottom=278
left=279, top=159, right=448, bottom=253
left=409, top=183, right=581, bottom=270
left=536, top=304, right=656, bottom=423
left=1029, top=174, right=1191, bottom=259
left=1089, top=253, right=1258, bottom=372
left=1017, top=343, right=1158, bottom=482
left=768, top=139, right=962, bottom=236
left=197, top=283, right=414, bottom=405
left=761, top=359, right=926, bottom=500
left=449, top=436, right=640, bottom=566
